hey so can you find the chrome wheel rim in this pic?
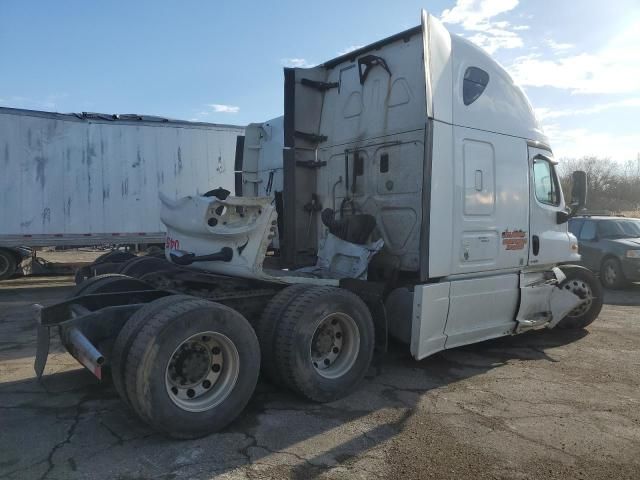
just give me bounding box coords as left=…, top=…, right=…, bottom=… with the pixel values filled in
left=604, top=264, right=617, bottom=286
left=309, top=313, right=360, bottom=379
left=165, top=331, right=239, bottom=412
left=563, top=279, right=594, bottom=317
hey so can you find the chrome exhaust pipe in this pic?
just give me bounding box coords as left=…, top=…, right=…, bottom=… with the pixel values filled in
left=67, top=328, right=105, bottom=380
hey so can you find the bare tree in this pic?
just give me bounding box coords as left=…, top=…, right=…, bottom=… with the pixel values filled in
left=557, top=156, right=640, bottom=215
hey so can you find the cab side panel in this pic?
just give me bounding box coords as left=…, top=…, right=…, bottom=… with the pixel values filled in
left=450, top=127, right=529, bottom=275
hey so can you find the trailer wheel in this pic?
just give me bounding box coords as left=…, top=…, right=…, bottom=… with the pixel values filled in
left=111, top=295, right=192, bottom=406
left=556, top=266, right=603, bottom=330
left=274, top=286, right=374, bottom=402
left=256, top=284, right=314, bottom=386
left=119, top=256, right=171, bottom=279
left=0, top=250, right=17, bottom=281
left=124, top=297, right=260, bottom=438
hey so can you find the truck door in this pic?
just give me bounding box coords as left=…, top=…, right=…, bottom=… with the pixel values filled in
left=527, top=147, right=570, bottom=267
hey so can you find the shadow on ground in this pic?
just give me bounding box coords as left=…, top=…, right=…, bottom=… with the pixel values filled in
left=602, top=282, right=640, bottom=306
left=0, top=324, right=589, bottom=480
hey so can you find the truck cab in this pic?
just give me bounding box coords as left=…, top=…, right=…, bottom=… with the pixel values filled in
left=35, top=10, right=601, bottom=439
left=270, top=11, right=587, bottom=357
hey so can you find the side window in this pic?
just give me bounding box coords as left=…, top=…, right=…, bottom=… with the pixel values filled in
left=463, top=67, right=489, bottom=105
left=579, top=220, right=597, bottom=241
left=532, top=157, right=560, bottom=206
left=568, top=219, right=583, bottom=237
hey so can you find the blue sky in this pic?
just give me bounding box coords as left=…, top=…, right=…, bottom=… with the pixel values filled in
left=1, top=0, right=639, bottom=163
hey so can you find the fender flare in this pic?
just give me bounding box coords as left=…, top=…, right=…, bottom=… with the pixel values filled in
left=558, top=264, right=597, bottom=282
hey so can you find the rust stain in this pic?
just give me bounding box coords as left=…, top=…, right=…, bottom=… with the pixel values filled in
left=34, top=156, right=47, bottom=189
left=132, top=148, right=142, bottom=168
left=41, top=207, right=51, bottom=225
left=86, top=139, right=96, bottom=203
left=177, top=147, right=183, bottom=174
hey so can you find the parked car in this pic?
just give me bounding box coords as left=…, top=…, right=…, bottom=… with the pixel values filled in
left=569, top=215, right=640, bottom=288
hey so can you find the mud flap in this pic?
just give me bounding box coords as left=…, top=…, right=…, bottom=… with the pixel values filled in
left=516, top=268, right=582, bottom=333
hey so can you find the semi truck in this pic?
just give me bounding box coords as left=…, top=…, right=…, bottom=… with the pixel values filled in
left=34, top=10, right=602, bottom=439
left=0, top=107, right=243, bottom=279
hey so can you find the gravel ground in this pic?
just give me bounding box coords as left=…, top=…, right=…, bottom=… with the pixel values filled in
left=0, top=275, right=638, bottom=480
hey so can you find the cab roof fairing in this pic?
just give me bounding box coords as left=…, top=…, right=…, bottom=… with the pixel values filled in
left=311, top=10, right=548, bottom=146
left=448, top=33, right=548, bottom=145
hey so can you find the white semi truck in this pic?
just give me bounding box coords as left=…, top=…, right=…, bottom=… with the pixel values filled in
left=0, top=107, right=243, bottom=279
left=34, top=11, right=602, bottom=439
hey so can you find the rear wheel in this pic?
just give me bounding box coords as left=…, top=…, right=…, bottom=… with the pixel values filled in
left=600, top=257, right=627, bottom=290
left=111, top=295, right=192, bottom=406
left=75, top=251, right=136, bottom=285
left=74, top=266, right=92, bottom=285
left=0, top=250, right=17, bottom=281
left=68, top=273, right=149, bottom=298
left=118, top=255, right=171, bottom=279
left=556, top=266, right=603, bottom=329
left=274, top=286, right=374, bottom=402
left=94, top=250, right=136, bottom=265
left=256, top=284, right=314, bottom=386
left=64, top=273, right=153, bottom=356
left=123, top=297, right=260, bottom=438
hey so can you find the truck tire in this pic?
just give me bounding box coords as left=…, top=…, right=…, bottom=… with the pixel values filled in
left=119, top=256, right=171, bottom=279
left=111, top=295, right=192, bottom=406
left=273, top=286, right=374, bottom=402
left=556, top=266, right=604, bottom=330
left=95, top=250, right=136, bottom=265
left=75, top=251, right=136, bottom=284
left=256, top=284, right=314, bottom=386
left=62, top=274, right=154, bottom=366
left=68, top=273, right=149, bottom=299
left=600, top=257, right=627, bottom=290
left=74, top=266, right=92, bottom=285
left=0, top=250, right=17, bottom=281
left=123, top=297, right=260, bottom=438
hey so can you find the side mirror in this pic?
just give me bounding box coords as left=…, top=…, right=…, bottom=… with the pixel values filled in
left=556, top=210, right=570, bottom=224
left=570, top=170, right=587, bottom=215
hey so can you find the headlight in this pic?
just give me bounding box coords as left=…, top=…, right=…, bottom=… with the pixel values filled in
left=626, top=250, right=640, bottom=259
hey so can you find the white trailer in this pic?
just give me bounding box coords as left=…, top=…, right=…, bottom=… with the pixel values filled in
left=35, top=10, right=603, bottom=439
left=0, top=107, right=243, bottom=278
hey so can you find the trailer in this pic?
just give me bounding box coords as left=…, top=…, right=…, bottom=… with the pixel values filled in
left=0, top=107, right=243, bottom=279
left=34, top=10, right=603, bottom=439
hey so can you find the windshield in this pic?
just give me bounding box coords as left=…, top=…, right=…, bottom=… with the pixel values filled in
left=597, top=219, right=640, bottom=238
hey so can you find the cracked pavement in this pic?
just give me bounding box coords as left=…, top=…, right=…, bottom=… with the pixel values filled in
left=0, top=276, right=639, bottom=479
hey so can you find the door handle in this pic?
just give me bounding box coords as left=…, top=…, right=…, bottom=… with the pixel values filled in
left=474, top=170, right=483, bottom=191
left=532, top=235, right=540, bottom=256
